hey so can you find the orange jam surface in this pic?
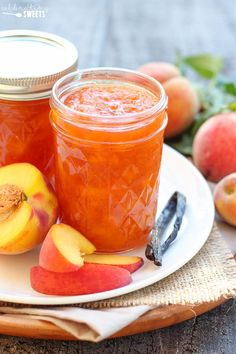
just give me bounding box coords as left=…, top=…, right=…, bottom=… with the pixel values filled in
left=64, top=84, right=158, bottom=115
left=0, top=98, right=54, bottom=180
left=53, top=83, right=166, bottom=252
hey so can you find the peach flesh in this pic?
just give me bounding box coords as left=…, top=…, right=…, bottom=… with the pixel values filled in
left=39, top=223, right=96, bottom=272
left=0, top=163, right=58, bottom=254
left=84, top=254, right=144, bottom=273
left=39, top=230, right=83, bottom=273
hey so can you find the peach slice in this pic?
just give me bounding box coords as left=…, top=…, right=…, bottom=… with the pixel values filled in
left=0, top=163, right=58, bottom=254
left=84, top=254, right=144, bottom=273
left=30, top=264, right=132, bottom=296
left=39, top=223, right=96, bottom=272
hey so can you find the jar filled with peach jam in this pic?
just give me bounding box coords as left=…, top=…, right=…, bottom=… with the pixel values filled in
left=50, top=68, right=168, bottom=252
left=0, top=30, right=78, bottom=180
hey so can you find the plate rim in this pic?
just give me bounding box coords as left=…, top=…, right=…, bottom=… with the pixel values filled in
left=0, top=144, right=215, bottom=305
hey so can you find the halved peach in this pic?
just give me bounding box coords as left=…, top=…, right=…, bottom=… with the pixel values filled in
left=30, top=264, right=132, bottom=296
left=0, top=163, right=58, bottom=254
left=84, top=254, right=144, bottom=273
left=39, top=223, right=96, bottom=272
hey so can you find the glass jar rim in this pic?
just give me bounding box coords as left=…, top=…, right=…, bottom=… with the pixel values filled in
left=51, top=67, right=168, bottom=125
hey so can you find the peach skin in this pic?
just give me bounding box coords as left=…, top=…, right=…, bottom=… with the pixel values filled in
left=164, top=77, right=199, bottom=138
left=39, top=223, right=96, bottom=273
left=193, top=113, right=236, bottom=182
left=0, top=163, right=58, bottom=254
left=30, top=264, right=132, bottom=296
left=138, top=62, right=180, bottom=83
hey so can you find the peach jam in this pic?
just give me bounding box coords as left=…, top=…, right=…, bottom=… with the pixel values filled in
left=50, top=68, right=168, bottom=252
left=0, top=30, right=78, bottom=180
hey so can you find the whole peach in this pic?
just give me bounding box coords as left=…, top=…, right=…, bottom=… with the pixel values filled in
left=214, top=173, right=236, bottom=226
left=138, top=62, right=180, bottom=83
left=193, top=113, right=236, bottom=182
left=164, top=77, right=200, bottom=138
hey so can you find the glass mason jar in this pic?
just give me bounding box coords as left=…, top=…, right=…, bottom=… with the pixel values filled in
left=0, top=98, right=54, bottom=178
left=0, top=30, right=78, bottom=181
left=50, top=68, right=168, bottom=252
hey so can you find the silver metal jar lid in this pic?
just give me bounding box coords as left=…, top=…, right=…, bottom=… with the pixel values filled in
left=0, top=30, right=78, bottom=100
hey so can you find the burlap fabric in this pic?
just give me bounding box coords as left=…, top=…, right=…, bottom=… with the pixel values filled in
left=83, top=224, right=236, bottom=308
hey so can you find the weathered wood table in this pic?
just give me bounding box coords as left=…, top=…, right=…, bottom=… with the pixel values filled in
left=0, top=0, right=236, bottom=352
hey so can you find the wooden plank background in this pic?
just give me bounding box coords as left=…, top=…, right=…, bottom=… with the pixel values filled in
left=0, top=0, right=236, bottom=352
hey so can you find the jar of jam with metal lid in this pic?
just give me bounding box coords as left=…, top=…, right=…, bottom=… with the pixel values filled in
left=0, top=30, right=78, bottom=182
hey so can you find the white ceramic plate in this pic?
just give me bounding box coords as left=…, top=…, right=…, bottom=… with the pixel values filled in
left=0, top=145, right=214, bottom=305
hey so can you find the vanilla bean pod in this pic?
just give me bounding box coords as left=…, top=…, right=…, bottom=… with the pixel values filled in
left=145, top=191, right=186, bottom=266
left=145, top=192, right=178, bottom=265
left=160, top=192, right=186, bottom=257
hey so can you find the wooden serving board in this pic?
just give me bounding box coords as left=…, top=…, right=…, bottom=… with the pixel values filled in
left=0, top=298, right=226, bottom=340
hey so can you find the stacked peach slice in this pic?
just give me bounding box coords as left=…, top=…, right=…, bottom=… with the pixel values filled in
left=31, top=223, right=144, bottom=296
